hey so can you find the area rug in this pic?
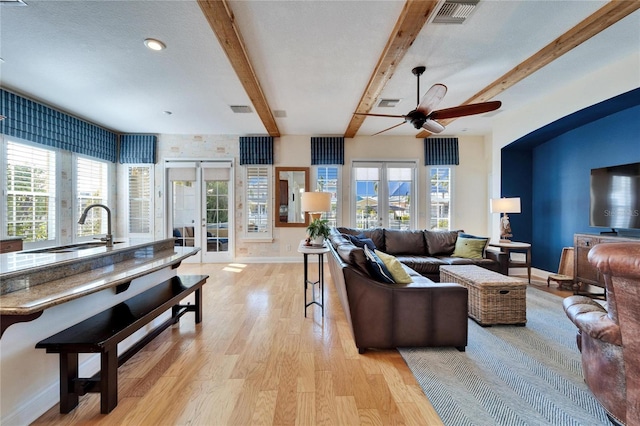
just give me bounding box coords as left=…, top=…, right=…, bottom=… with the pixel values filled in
left=399, top=287, right=610, bottom=426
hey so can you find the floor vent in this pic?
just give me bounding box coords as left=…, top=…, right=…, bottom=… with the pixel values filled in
left=432, top=0, right=479, bottom=24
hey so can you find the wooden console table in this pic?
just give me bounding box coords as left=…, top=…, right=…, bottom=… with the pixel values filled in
left=574, top=233, right=639, bottom=298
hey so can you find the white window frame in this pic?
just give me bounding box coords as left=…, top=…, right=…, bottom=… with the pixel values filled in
left=74, top=154, right=110, bottom=242
left=1, top=137, right=59, bottom=247
left=428, top=166, right=453, bottom=230
left=126, top=164, right=154, bottom=237
left=351, top=160, right=418, bottom=229
left=243, top=165, right=272, bottom=240
left=312, top=165, right=341, bottom=228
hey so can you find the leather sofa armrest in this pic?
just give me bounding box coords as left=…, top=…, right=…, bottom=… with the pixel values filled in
left=563, top=295, right=622, bottom=346
left=485, top=249, right=509, bottom=275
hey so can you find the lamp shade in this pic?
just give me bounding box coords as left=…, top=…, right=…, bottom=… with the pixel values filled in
left=490, top=197, right=521, bottom=214
left=301, top=192, right=331, bottom=213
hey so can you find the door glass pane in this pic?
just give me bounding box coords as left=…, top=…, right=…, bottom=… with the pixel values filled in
left=172, top=180, right=196, bottom=247
left=354, top=167, right=379, bottom=229
left=430, top=167, right=451, bottom=230
left=205, top=180, right=229, bottom=252
left=388, top=167, right=412, bottom=230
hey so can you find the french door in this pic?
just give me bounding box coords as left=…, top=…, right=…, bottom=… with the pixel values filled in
left=352, top=161, right=417, bottom=229
left=166, top=160, right=233, bottom=263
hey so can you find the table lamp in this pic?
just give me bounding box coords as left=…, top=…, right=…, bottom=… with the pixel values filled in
left=490, top=197, right=521, bottom=242
left=301, top=192, right=331, bottom=222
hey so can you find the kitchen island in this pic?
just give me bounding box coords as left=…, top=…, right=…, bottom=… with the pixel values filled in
left=0, top=238, right=200, bottom=424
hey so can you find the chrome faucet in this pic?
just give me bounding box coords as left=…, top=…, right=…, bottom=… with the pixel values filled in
left=78, top=203, right=113, bottom=247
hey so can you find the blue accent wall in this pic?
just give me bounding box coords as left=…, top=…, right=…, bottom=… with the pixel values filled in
left=502, top=88, right=640, bottom=272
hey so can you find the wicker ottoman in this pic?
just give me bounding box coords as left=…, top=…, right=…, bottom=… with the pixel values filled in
left=440, top=265, right=527, bottom=326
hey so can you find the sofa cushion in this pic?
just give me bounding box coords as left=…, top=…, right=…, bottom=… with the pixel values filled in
left=363, top=246, right=395, bottom=284
left=337, top=227, right=385, bottom=251
left=374, top=250, right=413, bottom=284
left=424, top=230, right=462, bottom=255
left=395, top=255, right=447, bottom=276
left=343, top=233, right=376, bottom=251
left=452, top=235, right=489, bottom=259
left=335, top=243, right=369, bottom=274
left=384, top=229, right=427, bottom=255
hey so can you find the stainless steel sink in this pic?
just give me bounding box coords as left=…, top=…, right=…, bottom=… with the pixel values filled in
left=20, top=241, right=123, bottom=254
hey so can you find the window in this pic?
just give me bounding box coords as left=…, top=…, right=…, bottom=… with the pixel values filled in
left=127, top=165, right=153, bottom=236
left=429, top=167, right=451, bottom=230
left=76, top=156, right=109, bottom=238
left=314, top=166, right=339, bottom=227
left=244, top=166, right=271, bottom=238
left=4, top=140, right=57, bottom=242
left=353, top=161, right=416, bottom=230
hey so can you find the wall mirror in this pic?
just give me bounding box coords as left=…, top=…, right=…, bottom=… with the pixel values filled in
left=275, top=167, right=309, bottom=227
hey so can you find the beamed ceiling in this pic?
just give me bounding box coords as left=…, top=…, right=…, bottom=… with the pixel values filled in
left=1, top=0, right=639, bottom=138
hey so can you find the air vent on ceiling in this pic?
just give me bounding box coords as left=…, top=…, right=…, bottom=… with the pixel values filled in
left=378, top=99, right=401, bottom=108
left=432, top=0, right=479, bottom=24
left=273, top=110, right=287, bottom=118
left=230, top=105, right=253, bottom=114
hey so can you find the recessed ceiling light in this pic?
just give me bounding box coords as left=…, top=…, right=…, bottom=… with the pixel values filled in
left=144, top=38, right=166, bottom=51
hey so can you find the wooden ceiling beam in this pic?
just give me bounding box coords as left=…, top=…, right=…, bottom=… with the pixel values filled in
left=198, top=0, right=280, bottom=137
left=416, top=0, right=640, bottom=138
left=344, top=0, right=440, bottom=139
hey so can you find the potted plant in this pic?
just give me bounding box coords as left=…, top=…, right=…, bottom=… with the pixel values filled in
left=306, top=218, right=331, bottom=246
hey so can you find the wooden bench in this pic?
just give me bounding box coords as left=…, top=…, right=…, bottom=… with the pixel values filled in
left=36, top=274, right=208, bottom=414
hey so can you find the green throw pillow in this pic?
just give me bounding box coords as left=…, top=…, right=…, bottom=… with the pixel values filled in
left=452, top=236, right=488, bottom=259
left=374, top=250, right=413, bottom=284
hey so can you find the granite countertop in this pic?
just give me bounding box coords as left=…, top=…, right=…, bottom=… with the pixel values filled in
left=0, top=238, right=199, bottom=316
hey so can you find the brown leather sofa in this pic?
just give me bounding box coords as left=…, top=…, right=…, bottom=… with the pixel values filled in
left=336, top=227, right=507, bottom=281
left=327, top=229, right=468, bottom=354
left=563, top=242, right=640, bottom=426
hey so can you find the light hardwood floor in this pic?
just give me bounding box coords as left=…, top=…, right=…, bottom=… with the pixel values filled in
left=32, top=262, right=444, bottom=425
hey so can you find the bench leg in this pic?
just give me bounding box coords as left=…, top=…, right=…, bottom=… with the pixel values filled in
left=59, top=353, right=79, bottom=413
left=194, top=287, right=202, bottom=324
left=100, top=349, right=118, bottom=414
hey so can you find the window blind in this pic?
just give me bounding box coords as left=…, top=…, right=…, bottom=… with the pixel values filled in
left=239, top=136, right=273, bottom=165
left=1, top=89, right=118, bottom=162
left=119, top=134, right=157, bottom=164
left=424, top=137, right=459, bottom=165
left=311, top=136, right=344, bottom=165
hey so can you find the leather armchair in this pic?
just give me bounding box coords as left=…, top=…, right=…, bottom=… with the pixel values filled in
left=563, top=242, right=640, bottom=426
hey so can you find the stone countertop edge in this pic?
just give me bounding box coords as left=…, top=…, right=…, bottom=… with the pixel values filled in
left=0, top=246, right=200, bottom=316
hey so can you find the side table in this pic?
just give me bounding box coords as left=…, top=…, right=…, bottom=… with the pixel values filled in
left=489, top=241, right=532, bottom=283
left=298, top=241, right=330, bottom=317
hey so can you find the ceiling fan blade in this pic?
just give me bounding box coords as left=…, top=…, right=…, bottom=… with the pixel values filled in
left=372, top=121, right=407, bottom=136
left=416, top=84, right=447, bottom=115
left=430, top=101, right=502, bottom=120
left=354, top=112, right=406, bottom=119
left=422, top=119, right=445, bottom=134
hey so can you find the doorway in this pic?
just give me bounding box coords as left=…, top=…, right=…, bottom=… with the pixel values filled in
left=166, top=160, right=233, bottom=263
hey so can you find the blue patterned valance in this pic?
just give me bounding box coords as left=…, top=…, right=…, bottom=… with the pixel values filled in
left=0, top=89, right=118, bottom=162
left=119, top=134, right=157, bottom=164
left=239, top=136, right=273, bottom=165
left=424, top=137, right=459, bottom=166
left=311, top=136, right=344, bottom=165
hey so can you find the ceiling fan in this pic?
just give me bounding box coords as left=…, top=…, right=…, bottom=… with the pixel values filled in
left=355, top=66, right=502, bottom=136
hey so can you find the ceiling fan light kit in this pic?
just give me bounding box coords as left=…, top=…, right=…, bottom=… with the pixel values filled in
left=356, top=66, right=501, bottom=136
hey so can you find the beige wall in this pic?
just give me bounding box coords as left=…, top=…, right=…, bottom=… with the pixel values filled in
left=144, top=133, right=490, bottom=262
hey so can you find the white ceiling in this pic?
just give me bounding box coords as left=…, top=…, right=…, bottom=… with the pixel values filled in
left=1, top=0, right=638, bottom=137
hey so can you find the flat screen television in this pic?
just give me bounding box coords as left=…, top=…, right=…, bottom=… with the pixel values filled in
left=590, top=162, right=640, bottom=230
